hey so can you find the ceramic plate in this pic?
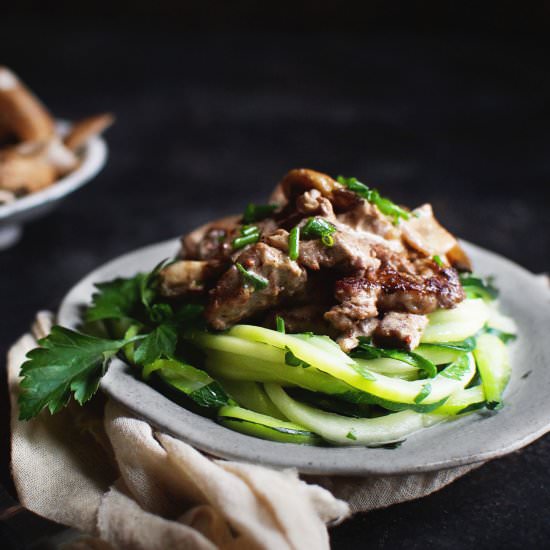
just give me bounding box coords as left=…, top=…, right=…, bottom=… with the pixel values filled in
left=58, top=239, right=550, bottom=475
left=0, top=121, right=107, bottom=250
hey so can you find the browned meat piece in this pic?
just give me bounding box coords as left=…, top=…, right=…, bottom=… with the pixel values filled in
left=324, top=277, right=381, bottom=352
left=337, top=199, right=401, bottom=240
left=158, top=260, right=223, bottom=297
left=299, top=221, right=382, bottom=272
left=324, top=277, right=380, bottom=332
left=181, top=215, right=241, bottom=261
left=373, top=312, right=428, bottom=350
left=337, top=318, right=379, bottom=353
left=296, top=189, right=335, bottom=218
left=400, top=204, right=457, bottom=257
left=267, top=304, right=334, bottom=335
left=375, top=264, right=465, bottom=314
left=263, top=228, right=289, bottom=250
left=264, top=222, right=381, bottom=273
left=182, top=215, right=279, bottom=263
left=205, top=243, right=307, bottom=330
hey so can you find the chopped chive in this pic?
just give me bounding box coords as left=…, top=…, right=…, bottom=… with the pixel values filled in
left=241, top=225, right=259, bottom=236
left=233, top=232, right=260, bottom=250
left=243, top=203, right=278, bottom=224
left=321, top=234, right=334, bottom=247
left=288, top=226, right=300, bottom=260
left=302, top=217, right=336, bottom=238
left=235, top=262, right=269, bottom=291
left=276, top=316, right=286, bottom=333
left=433, top=255, right=444, bottom=267
left=337, top=175, right=410, bottom=224
left=346, top=430, right=357, bottom=441
left=301, top=217, right=336, bottom=248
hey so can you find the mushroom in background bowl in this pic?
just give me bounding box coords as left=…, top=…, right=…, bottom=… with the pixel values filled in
left=0, top=66, right=112, bottom=250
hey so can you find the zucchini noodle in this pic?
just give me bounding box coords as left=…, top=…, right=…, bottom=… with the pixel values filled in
left=178, top=297, right=517, bottom=446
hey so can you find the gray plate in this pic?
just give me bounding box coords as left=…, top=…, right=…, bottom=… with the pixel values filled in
left=58, top=239, right=550, bottom=475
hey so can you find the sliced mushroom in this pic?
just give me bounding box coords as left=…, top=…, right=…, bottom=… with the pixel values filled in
left=446, top=243, right=472, bottom=272
left=0, top=147, right=56, bottom=193
left=0, top=189, right=16, bottom=204
left=400, top=204, right=457, bottom=257
left=64, top=113, right=114, bottom=152
left=280, top=168, right=342, bottom=200
left=0, top=136, right=81, bottom=193
left=0, top=67, right=55, bottom=142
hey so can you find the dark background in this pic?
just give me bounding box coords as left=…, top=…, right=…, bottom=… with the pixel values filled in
left=1, top=2, right=550, bottom=548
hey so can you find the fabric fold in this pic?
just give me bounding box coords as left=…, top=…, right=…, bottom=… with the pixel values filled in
left=8, top=312, right=483, bottom=549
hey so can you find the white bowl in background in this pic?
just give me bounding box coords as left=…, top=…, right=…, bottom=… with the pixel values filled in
left=0, top=122, right=108, bottom=250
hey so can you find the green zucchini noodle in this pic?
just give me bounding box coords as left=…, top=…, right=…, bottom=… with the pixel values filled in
left=183, top=297, right=517, bottom=446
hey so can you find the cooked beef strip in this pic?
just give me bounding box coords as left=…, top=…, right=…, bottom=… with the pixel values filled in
left=337, top=199, right=400, bottom=240
left=324, top=277, right=380, bottom=332
left=324, top=277, right=381, bottom=351
left=266, top=304, right=335, bottom=335
left=181, top=215, right=240, bottom=261
left=205, top=243, right=307, bottom=330
left=176, top=169, right=466, bottom=345
left=373, top=312, right=428, bottom=351
left=337, top=318, right=380, bottom=353
left=324, top=250, right=464, bottom=349
left=158, top=260, right=224, bottom=297
left=264, top=221, right=381, bottom=272
left=375, top=263, right=465, bottom=314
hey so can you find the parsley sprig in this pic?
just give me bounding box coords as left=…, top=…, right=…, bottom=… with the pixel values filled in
left=18, top=261, right=227, bottom=420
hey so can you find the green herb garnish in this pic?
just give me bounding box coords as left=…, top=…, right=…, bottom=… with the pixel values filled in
left=433, top=255, right=444, bottom=267
left=421, top=337, right=477, bottom=353
left=337, top=175, right=410, bottom=224
left=288, top=226, right=300, bottom=260
left=352, top=338, right=438, bottom=378
left=242, top=203, right=278, bottom=224
left=18, top=327, right=143, bottom=420
left=284, top=347, right=310, bottom=368
left=235, top=262, right=269, bottom=291
left=414, top=383, right=432, bottom=404
left=19, top=262, right=209, bottom=420
left=276, top=315, right=286, bottom=334
left=440, top=354, right=471, bottom=381
left=459, top=273, right=499, bottom=302
left=346, top=430, right=357, bottom=441
left=483, top=326, right=517, bottom=344
left=301, top=217, right=336, bottom=248
left=233, top=225, right=260, bottom=250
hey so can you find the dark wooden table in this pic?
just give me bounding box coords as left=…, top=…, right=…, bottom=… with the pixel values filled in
left=1, top=18, right=549, bottom=549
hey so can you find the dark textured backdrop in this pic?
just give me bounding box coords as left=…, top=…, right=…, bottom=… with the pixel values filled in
left=1, top=13, right=549, bottom=549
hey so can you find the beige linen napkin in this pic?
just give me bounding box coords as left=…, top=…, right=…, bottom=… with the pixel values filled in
left=8, top=312, right=481, bottom=549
